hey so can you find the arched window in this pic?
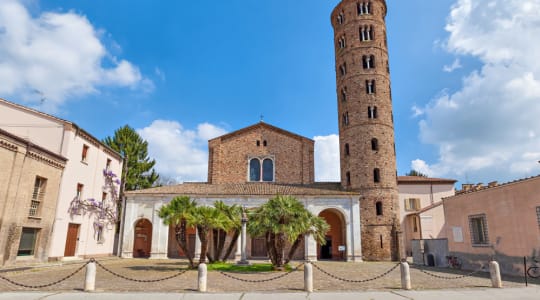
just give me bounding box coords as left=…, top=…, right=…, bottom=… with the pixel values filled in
left=360, top=26, right=374, bottom=41
left=262, top=159, right=274, bottom=182
left=339, top=63, right=347, bottom=76
left=337, top=11, right=345, bottom=24
left=363, top=55, right=375, bottom=69
left=368, top=106, right=378, bottom=119
left=345, top=143, right=350, bottom=156
left=371, top=138, right=379, bottom=151
left=374, top=168, right=381, bottom=183
left=342, top=112, right=349, bottom=125
left=341, top=87, right=347, bottom=102
left=358, top=2, right=371, bottom=15
left=263, top=140, right=267, bottom=147
left=338, top=36, right=346, bottom=49
left=376, top=201, right=383, bottom=216
left=346, top=172, right=351, bottom=186
left=249, top=159, right=261, bottom=182
left=366, top=80, right=376, bottom=94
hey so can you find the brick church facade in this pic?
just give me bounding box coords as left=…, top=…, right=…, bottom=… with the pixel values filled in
left=121, top=0, right=402, bottom=262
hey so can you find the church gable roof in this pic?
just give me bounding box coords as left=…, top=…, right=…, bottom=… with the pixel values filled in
left=209, top=122, right=314, bottom=144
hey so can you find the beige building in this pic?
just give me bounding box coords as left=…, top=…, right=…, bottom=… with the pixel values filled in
left=0, top=128, right=66, bottom=265
left=0, top=98, right=123, bottom=260
left=443, top=176, right=540, bottom=275
left=398, top=176, right=456, bottom=256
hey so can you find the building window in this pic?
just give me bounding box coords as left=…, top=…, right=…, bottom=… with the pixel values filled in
left=29, top=177, right=46, bottom=217
left=249, top=157, right=274, bottom=182
left=76, top=183, right=84, bottom=199
left=412, top=216, right=419, bottom=232
left=249, top=159, right=261, bottom=182
left=366, top=80, right=376, bottom=94
left=339, top=63, right=347, bottom=76
left=338, top=36, right=346, bottom=49
left=342, top=112, right=349, bottom=125
left=376, top=201, right=383, bottom=216
left=262, top=158, right=274, bottom=182
left=346, top=172, right=351, bottom=186
left=360, top=26, right=374, bottom=41
left=263, top=140, right=268, bottom=147
left=337, top=11, right=345, bottom=24
left=373, top=168, right=380, bottom=183
left=405, top=198, right=421, bottom=211
left=17, top=228, right=39, bottom=256
left=368, top=106, right=378, bottom=119
left=345, top=143, right=350, bottom=156
left=469, top=214, right=489, bottom=245
left=81, top=144, right=89, bottom=162
left=256, top=140, right=260, bottom=147
left=106, top=158, right=112, bottom=171
left=341, top=87, right=347, bottom=102
left=96, top=226, right=104, bottom=244
left=371, top=138, right=379, bottom=151
left=102, top=192, right=107, bottom=202
left=358, top=1, right=371, bottom=15
left=362, top=55, right=375, bottom=69
left=537, top=206, right=540, bottom=228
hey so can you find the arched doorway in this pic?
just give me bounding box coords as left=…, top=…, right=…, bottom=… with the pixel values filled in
left=133, top=219, right=152, bottom=258
left=318, top=209, right=346, bottom=261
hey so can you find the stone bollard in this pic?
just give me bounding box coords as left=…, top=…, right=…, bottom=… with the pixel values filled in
left=304, top=262, right=313, bottom=292
left=400, top=261, right=411, bottom=290
left=84, top=260, right=96, bottom=292
left=489, top=261, right=502, bottom=288
left=198, top=263, right=207, bottom=292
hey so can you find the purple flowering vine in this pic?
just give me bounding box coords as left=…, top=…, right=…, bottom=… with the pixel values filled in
left=68, top=169, right=121, bottom=242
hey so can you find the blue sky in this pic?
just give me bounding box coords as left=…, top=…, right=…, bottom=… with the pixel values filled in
left=2, top=0, right=539, bottom=185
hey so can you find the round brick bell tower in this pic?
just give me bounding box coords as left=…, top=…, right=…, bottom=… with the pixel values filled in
left=331, top=0, right=401, bottom=261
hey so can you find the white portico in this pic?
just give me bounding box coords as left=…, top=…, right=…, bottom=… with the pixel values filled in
left=122, top=183, right=363, bottom=262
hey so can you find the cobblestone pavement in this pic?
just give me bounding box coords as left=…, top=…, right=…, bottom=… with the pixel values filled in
left=0, top=258, right=536, bottom=293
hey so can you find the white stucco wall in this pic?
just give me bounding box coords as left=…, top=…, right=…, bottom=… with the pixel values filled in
left=122, top=195, right=363, bottom=262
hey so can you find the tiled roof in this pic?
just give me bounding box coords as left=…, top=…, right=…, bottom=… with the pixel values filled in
left=126, top=182, right=357, bottom=197
left=398, top=176, right=457, bottom=184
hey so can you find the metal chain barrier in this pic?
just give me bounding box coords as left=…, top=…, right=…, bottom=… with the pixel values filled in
left=217, top=262, right=304, bottom=283
left=312, top=261, right=400, bottom=283
left=94, top=259, right=189, bottom=283
left=0, top=260, right=90, bottom=289
left=411, top=263, right=486, bottom=280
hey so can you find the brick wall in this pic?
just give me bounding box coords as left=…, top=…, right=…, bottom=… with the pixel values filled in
left=331, top=0, right=400, bottom=261
left=208, top=123, right=314, bottom=185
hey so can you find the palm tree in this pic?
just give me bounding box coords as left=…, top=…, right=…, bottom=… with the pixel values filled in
left=188, top=206, right=230, bottom=264
left=248, top=195, right=329, bottom=270
left=158, top=196, right=197, bottom=267
left=212, top=201, right=242, bottom=262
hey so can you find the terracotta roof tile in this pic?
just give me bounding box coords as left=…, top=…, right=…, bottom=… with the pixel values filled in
left=126, top=182, right=357, bottom=197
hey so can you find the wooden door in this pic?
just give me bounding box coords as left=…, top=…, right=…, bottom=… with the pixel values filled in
left=133, top=219, right=152, bottom=258
left=64, top=223, right=79, bottom=256
left=251, top=237, right=267, bottom=257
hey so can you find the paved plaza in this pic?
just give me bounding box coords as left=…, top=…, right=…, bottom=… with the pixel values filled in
left=0, top=258, right=538, bottom=293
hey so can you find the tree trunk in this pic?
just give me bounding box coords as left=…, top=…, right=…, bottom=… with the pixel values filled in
left=175, top=220, right=194, bottom=268
left=222, top=230, right=240, bottom=261
left=285, top=234, right=304, bottom=264
left=197, top=225, right=209, bottom=264
left=215, top=229, right=227, bottom=261
left=266, top=232, right=278, bottom=266
left=275, top=232, right=286, bottom=269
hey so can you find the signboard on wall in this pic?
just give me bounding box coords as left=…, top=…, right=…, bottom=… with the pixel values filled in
left=452, top=226, right=463, bottom=242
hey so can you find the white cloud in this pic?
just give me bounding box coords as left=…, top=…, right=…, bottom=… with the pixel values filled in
left=416, top=0, right=540, bottom=183
left=0, top=0, right=150, bottom=112
left=314, top=134, right=340, bottom=182
left=443, top=58, right=463, bottom=72
left=137, top=120, right=227, bottom=183
left=411, top=159, right=435, bottom=177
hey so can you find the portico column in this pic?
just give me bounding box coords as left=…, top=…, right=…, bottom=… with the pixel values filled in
left=305, top=233, right=318, bottom=262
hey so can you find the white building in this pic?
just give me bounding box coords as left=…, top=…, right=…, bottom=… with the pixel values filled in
left=0, top=98, right=123, bottom=260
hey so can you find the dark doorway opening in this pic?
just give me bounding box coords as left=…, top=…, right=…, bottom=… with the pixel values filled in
left=320, top=236, right=333, bottom=259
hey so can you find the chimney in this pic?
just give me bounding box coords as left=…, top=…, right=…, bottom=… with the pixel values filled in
left=488, top=181, right=498, bottom=188
left=462, top=184, right=473, bottom=192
